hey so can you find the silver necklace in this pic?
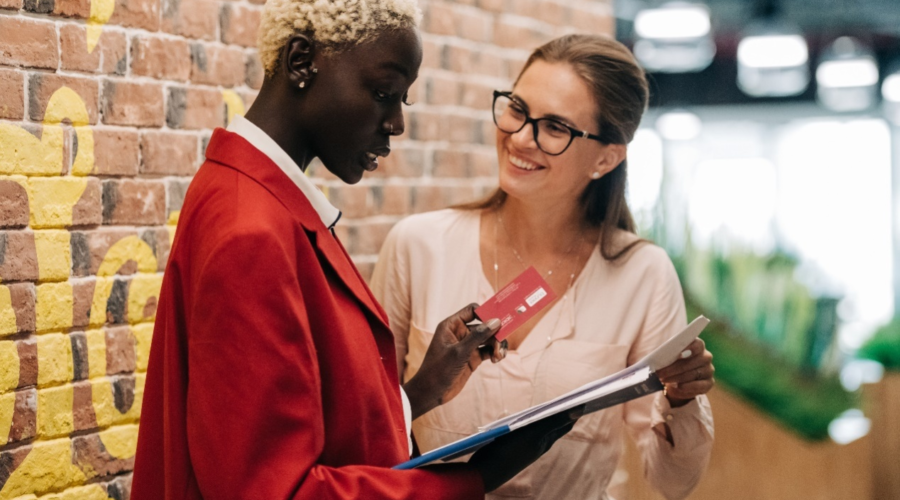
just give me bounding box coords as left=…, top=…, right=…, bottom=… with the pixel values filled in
left=491, top=208, right=585, bottom=416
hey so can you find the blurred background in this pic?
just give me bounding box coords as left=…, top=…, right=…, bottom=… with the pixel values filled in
left=613, top=0, right=900, bottom=497
left=1, top=0, right=899, bottom=497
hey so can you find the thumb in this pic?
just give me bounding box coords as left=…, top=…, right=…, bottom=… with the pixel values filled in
left=465, top=318, right=502, bottom=348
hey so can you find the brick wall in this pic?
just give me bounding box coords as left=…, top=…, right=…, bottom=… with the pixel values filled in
left=0, top=0, right=611, bottom=497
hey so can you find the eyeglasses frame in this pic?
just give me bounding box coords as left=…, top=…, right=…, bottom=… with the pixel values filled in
left=492, top=90, right=607, bottom=156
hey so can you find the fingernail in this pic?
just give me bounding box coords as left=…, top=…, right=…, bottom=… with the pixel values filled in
left=680, top=349, right=691, bottom=359
left=487, top=319, right=501, bottom=329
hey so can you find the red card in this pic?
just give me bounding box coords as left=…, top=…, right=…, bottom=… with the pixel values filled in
left=475, top=267, right=557, bottom=341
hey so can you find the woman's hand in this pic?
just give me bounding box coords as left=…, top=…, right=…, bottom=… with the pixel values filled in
left=402, top=303, right=506, bottom=419
left=655, top=338, right=715, bottom=408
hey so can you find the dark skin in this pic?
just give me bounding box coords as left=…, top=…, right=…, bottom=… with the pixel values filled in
left=244, top=26, right=578, bottom=492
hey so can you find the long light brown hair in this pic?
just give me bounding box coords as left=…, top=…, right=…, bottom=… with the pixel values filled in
left=458, top=34, right=650, bottom=261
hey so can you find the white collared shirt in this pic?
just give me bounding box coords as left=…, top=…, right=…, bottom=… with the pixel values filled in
left=226, top=115, right=413, bottom=455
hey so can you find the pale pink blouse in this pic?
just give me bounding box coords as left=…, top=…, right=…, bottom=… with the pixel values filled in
left=371, top=209, right=714, bottom=500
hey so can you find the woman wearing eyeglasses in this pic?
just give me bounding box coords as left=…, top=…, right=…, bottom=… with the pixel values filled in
left=371, top=34, right=715, bottom=500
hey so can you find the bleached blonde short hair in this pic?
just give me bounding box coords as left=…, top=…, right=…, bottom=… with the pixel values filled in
left=258, top=0, right=422, bottom=77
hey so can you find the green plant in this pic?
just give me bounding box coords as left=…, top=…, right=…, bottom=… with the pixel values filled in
left=688, top=301, right=856, bottom=441
left=858, top=318, right=900, bottom=370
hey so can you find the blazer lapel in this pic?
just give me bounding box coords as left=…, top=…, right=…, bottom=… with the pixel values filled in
left=204, top=128, right=391, bottom=331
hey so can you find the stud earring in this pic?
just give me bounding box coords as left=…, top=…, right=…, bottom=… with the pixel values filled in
left=590, top=171, right=601, bottom=179
left=311, top=67, right=318, bottom=74
left=299, top=81, right=306, bottom=89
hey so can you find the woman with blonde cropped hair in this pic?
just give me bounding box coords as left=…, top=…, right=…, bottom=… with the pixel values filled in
left=132, top=1, right=579, bottom=499
left=373, top=34, right=716, bottom=500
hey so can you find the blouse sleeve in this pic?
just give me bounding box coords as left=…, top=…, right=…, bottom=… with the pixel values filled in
left=621, top=249, right=715, bottom=500
left=370, top=219, right=414, bottom=381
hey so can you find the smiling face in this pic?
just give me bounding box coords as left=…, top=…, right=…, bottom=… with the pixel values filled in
left=496, top=60, right=623, bottom=205
left=302, top=27, right=423, bottom=184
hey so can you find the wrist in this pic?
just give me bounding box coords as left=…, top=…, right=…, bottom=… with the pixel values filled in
left=403, top=374, right=440, bottom=420
left=665, top=394, right=695, bottom=408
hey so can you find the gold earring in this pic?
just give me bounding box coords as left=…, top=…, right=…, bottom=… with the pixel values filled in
left=590, top=171, right=601, bottom=179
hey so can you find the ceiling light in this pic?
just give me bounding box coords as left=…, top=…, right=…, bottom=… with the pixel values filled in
left=634, top=3, right=711, bottom=40
left=632, top=2, right=715, bottom=73
left=737, top=29, right=809, bottom=97
left=656, top=111, right=702, bottom=141
left=816, top=37, right=879, bottom=112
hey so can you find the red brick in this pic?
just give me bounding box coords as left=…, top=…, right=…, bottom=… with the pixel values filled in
left=470, top=149, right=498, bottom=177
left=110, top=0, right=161, bottom=30
left=494, top=17, right=552, bottom=50
left=329, top=185, right=371, bottom=219
left=368, top=146, right=425, bottom=178
left=131, top=35, right=192, bottom=81
left=70, top=228, right=138, bottom=276
left=0, top=69, right=24, bottom=119
left=476, top=0, right=505, bottom=13
left=140, top=131, right=198, bottom=176
left=448, top=114, right=479, bottom=143
left=0, top=179, right=29, bottom=228
left=0, top=18, right=59, bottom=69
left=73, top=380, right=97, bottom=430
left=421, top=38, right=443, bottom=70
left=190, top=43, right=245, bottom=87
left=0, top=231, right=38, bottom=281
left=72, top=278, right=94, bottom=327
left=139, top=227, right=170, bottom=272
left=455, top=7, right=492, bottom=42
left=102, top=80, right=165, bottom=127
left=539, top=1, right=572, bottom=26
left=444, top=44, right=471, bottom=72
left=373, top=184, right=411, bottom=216
left=72, top=432, right=135, bottom=477
left=28, top=73, right=100, bottom=125
left=161, top=0, right=218, bottom=40
left=461, top=80, right=494, bottom=110
left=167, top=178, right=191, bottom=218
left=432, top=149, right=469, bottom=177
left=102, top=179, right=166, bottom=225
left=412, top=184, right=453, bottom=213
left=473, top=50, right=507, bottom=79
left=106, top=325, right=136, bottom=374
left=8, top=388, right=37, bottom=443
left=354, top=259, right=375, bottom=283
left=166, top=86, right=224, bottom=130
left=245, top=51, right=263, bottom=90
left=570, top=7, right=613, bottom=34
left=53, top=0, right=90, bottom=18
left=0, top=0, right=23, bottom=9
left=60, top=24, right=129, bottom=74
left=220, top=3, right=260, bottom=47
left=73, top=177, right=103, bottom=226
left=426, top=74, right=460, bottom=106
left=352, top=221, right=394, bottom=255
left=8, top=282, right=36, bottom=333
left=408, top=109, right=442, bottom=141
left=424, top=2, right=456, bottom=36
left=93, top=129, right=140, bottom=176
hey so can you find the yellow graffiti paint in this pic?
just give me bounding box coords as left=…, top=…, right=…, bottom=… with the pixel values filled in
left=221, top=90, right=246, bottom=126
left=127, top=274, right=162, bottom=324
left=86, top=0, right=115, bottom=53
left=39, top=484, right=111, bottom=500
left=132, top=322, right=153, bottom=372
left=90, top=376, right=140, bottom=428
left=0, top=340, right=20, bottom=392
left=84, top=329, right=106, bottom=378
left=96, top=236, right=158, bottom=277
left=98, top=423, right=138, bottom=459
left=26, top=177, right=89, bottom=229
left=0, top=285, right=17, bottom=336
left=0, top=87, right=94, bottom=176
left=88, top=278, right=114, bottom=328
left=168, top=211, right=180, bottom=246
left=0, top=438, right=87, bottom=499
left=36, top=334, right=73, bottom=387
left=89, top=377, right=114, bottom=428
left=35, top=282, right=74, bottom=332
left=36, top=384, right=75, bottom=438
left=0, top=391, right=14, bottom=447
left=34, top=230, right=72, bottom=282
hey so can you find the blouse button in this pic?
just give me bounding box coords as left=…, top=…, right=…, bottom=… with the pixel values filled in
left=666, top=414, right=674, bottom=422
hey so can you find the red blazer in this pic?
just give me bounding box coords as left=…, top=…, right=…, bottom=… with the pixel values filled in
left=132, top=129, right=483, bottom=499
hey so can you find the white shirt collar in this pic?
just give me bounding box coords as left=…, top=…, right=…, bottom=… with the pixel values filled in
left=227, top=115, right=342, bottom=230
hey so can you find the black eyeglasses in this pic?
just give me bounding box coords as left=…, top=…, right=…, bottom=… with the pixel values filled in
left=492, top=90, right=606, bottom=156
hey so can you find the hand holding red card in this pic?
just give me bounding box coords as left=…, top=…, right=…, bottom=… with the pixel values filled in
left=475, top=267, right=558, bottom=342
